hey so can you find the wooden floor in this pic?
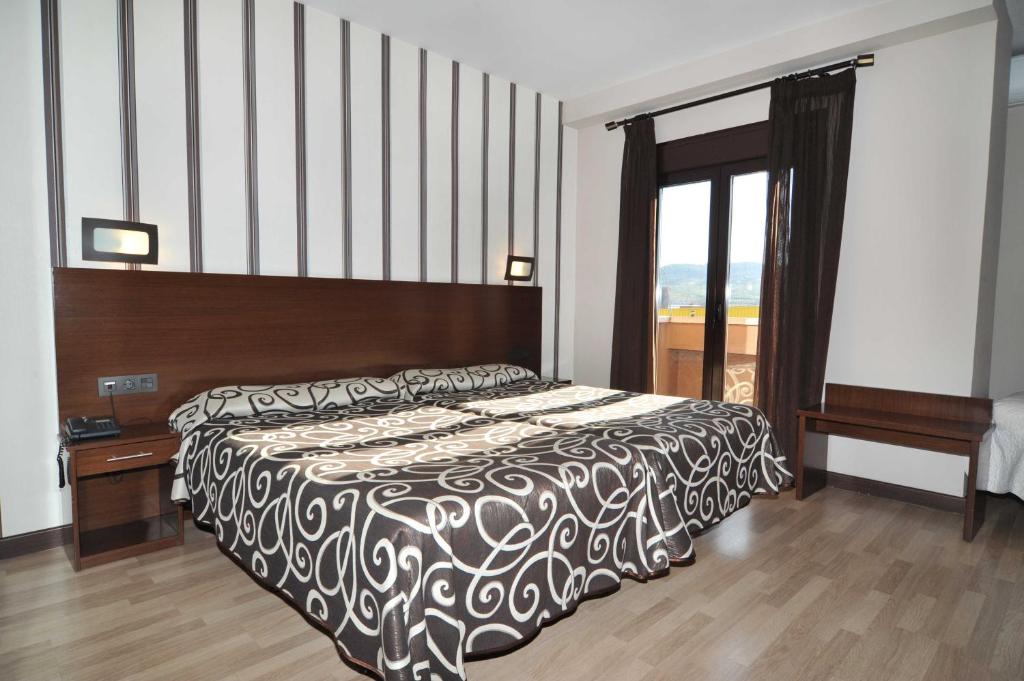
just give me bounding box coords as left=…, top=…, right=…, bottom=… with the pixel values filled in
left=2, top=488, right=1023, bottom=681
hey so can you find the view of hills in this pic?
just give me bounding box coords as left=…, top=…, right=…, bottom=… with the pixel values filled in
left=658, top=262, right=763, bottom=308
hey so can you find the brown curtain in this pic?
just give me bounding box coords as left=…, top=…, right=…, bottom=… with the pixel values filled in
left=610, top=118, right=658, bottom=392
left=756, top=69, right=856, bottom=468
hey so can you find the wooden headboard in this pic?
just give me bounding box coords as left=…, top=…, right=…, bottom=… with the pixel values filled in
left=52, top=267, right=542, bottom=424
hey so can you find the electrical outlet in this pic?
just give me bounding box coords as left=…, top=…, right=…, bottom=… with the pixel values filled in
left=97, top=373, right=158, bottom=396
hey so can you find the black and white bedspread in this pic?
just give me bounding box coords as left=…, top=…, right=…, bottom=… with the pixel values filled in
left=392, top=369, right=792, bottom=537
left=172, top=395, right=688, bottom=681
left=169, top=367, right=789, bottom=681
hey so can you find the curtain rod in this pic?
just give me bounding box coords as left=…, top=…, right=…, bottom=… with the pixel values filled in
left=604, top=53, right=874, bottom=131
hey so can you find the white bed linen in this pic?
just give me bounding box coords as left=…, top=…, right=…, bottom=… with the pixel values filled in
left=979, top=391, right=1024, bottom=500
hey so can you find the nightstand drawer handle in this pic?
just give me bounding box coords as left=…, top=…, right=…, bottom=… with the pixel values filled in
left=106, top=451, right=154, bottom=462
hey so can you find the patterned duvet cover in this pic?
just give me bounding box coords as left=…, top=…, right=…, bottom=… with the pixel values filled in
left=170, top=366, right=790, bottom=680
left=401, top=373, right=792, bottom=537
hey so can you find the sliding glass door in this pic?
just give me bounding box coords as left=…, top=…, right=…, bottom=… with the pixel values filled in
left=655, top=159, right=768, bottom=403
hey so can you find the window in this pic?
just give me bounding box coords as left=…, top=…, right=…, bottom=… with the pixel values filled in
left=654, top=123, right=769, bottom=404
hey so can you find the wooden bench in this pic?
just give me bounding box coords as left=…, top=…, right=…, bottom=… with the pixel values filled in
left=796, top=384, right=993, bottom=541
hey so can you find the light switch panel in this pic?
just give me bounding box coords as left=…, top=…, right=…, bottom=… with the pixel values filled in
left=97, top=373, right=158, bottom=396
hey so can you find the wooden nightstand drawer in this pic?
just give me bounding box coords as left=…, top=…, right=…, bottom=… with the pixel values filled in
left=76, top=436, right=178, bottom=476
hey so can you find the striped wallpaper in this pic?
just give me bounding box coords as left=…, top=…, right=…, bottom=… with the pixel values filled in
left=39, top=0, right=572, bottom=379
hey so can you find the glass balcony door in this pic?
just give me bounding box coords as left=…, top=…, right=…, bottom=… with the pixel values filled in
left=723, top=170, right=768, bottom=404
left=655, top=178, right=713, bottom=400
left=655, top=160, right=767, bottom=404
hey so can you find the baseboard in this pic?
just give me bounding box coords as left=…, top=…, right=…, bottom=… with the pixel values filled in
left=826, top=471, right=964, bottom=513
left=0, top=524, right=72, bottom=560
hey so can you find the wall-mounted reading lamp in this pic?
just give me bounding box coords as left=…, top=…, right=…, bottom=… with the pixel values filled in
left=504, top=255, right=535, bottom=284
left=82, top=218, right=159, bottom=266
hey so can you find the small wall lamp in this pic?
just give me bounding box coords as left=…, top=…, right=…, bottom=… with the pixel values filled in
left=82, top=218, right=159, bottom=266
left=504, top=255, right=535, bottom=283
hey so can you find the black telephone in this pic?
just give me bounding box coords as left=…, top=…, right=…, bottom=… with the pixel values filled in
left=64, top=415, right=121, bottom=442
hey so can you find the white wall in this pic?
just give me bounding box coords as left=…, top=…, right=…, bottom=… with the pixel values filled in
left=0, top=0, right=574, bottom=537
left=0, top=0, right=64, bottom=536
left=971, top=0, right=1011, bottom=397
left=991, top=104, right=1024, bottom=399
left=571, top=18, right=1007, bottom=495
left=825, top=20, right=1003, bottom=495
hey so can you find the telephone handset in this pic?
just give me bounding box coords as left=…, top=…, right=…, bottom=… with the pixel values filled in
left=64, top=415, right=121, bottom=442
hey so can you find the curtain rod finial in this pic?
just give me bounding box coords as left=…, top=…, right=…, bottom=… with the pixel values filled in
left=856, top=53, right=875, bottom=67
left=605, top=120, right=619, bottom=131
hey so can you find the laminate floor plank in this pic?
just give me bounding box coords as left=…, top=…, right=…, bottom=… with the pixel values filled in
left=2, top=489, right=1022, bottom=681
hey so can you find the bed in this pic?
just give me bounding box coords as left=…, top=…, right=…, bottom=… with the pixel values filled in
left=56, top=269, right=790, bottom=679
left=169, top=365, right=790, bottom=681
left=979, top=391, right=1024, bottom=501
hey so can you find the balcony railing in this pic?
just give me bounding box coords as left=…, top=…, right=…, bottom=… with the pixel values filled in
left=655, top=314, right=758, bottom=404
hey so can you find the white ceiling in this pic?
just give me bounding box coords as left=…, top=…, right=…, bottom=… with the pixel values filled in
left=303, top=0, right=891, bottom=99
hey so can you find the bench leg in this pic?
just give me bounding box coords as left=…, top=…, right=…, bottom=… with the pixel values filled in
left=963, top=443, right=985, bottom=542
left=796, top=415, right=828, bottom=500
left=796, top=415, right=807, bottom=499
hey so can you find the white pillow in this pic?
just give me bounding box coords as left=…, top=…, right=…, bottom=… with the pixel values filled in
left=169, top=376, right=401, bottom=437
left=389, top=364, right=537, bottom=400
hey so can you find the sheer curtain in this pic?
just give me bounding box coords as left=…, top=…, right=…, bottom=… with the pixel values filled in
left=610, top=118, right=658, bottom=392
left=756, top=69, right=857, bottom=468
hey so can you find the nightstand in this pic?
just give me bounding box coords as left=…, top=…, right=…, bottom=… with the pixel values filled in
left=65, top=423, right=184, bottom=570
left=541, top=377, right=573, bottom=385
